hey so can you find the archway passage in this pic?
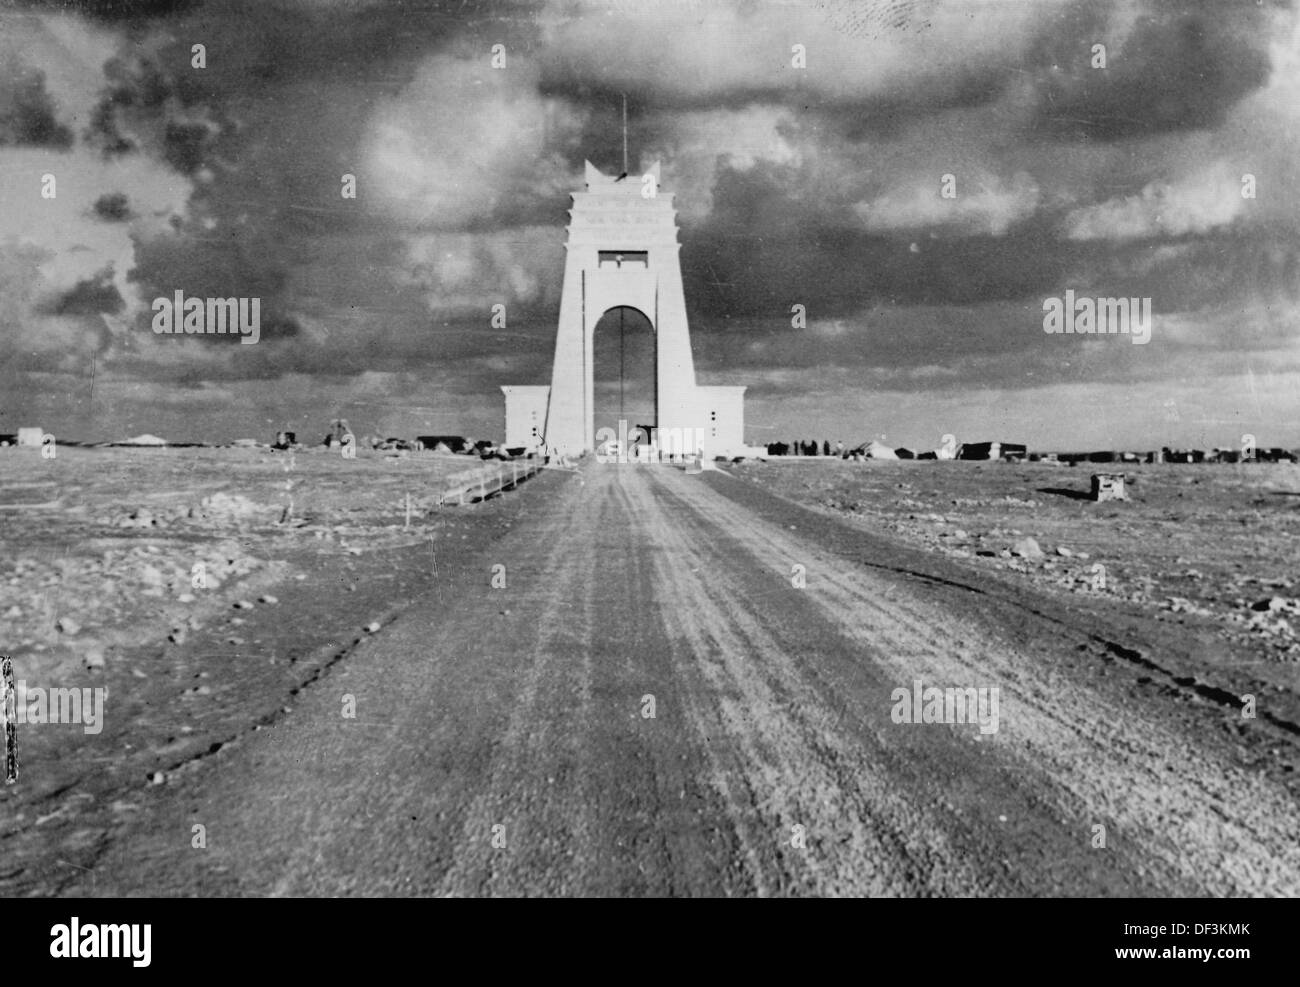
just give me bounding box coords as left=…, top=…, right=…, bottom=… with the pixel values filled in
left=592, top=305, right=656, bottom=451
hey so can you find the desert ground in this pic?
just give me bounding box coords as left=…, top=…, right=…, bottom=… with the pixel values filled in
left=1, top=448, right=1298, bottom=895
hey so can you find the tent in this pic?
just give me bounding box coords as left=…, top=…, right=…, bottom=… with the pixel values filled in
left=861, top=440, right=898, bottom=460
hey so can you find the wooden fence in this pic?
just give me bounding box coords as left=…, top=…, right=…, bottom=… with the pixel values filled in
left=435, top=457, right=544, bottom=507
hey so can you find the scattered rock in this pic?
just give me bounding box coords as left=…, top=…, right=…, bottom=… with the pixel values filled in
left=233, top=599, right=254, bottom=610
left=1056, top=546, right=1073, bottom=558
left=365, top=621, right=381, bottom=633
left=56, top=616, right=81, bottom=635
left=1166, top=597, right=1215, bottom=617
left=1012, top=537, right=1044, bottom=559
left=190, top=492, right=263, bottom=522
left=258, top=594, right=278, bottom=605
left=177, top=592, right=196, bottom=604
left=1252, top=596, right=1297, bottom=614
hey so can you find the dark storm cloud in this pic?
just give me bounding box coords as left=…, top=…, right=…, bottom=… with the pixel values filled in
left=18, top=0, right=199, bottom=20
left=42, top=272, right=126, bottom=315
left=85, top=53, right=171, bottom=156
left=683, top=160, right=1064, bottom=316
left=131, top=229, right=301, bottom=342
left=0, top=63, right=73, bottom=148
left=93, top=191, right=132, bottom=219
left=1031, top=0, right=1274, bottom=140
left=6, top=0, right=1299, bottom=446
left=691, top=159, right=1291, bottom=323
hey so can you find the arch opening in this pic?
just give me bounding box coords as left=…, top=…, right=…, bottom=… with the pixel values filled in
left=592, top=305, right=655, bottom=452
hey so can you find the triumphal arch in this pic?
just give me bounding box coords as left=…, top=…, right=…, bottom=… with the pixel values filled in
left=501, top=161, right=746, bottom=459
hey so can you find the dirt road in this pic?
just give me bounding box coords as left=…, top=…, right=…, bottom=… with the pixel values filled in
left=62, top=463, right=1300, bottom=896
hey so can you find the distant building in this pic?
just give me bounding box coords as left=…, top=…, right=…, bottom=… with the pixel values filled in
left=17, top=427, right=43, bottom=447
left=418, top=435, right=472, bottom=454
left=1258, top=447, right=1299, bottom=464
left=957, top=441, right=1027, bottom=461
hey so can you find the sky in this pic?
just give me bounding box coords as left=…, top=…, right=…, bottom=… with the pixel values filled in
left=1, top=0, right=1298, bottom=450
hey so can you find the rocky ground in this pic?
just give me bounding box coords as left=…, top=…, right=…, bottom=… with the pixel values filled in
left=731, top=459, right=1300, bottom=691
left=5, top=459, right=1298, bottom=897
left=1, top=447, right=493, bottom=679
left=0, top=446, right=536, bottom=826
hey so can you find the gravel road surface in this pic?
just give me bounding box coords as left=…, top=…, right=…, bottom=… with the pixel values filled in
left=67, top=463, right=1300, bottom=896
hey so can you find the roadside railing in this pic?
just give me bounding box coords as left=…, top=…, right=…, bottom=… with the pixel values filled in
left=436, top=456, right=544, bottom=506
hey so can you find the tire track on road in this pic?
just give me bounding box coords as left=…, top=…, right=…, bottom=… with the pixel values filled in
left=627, top=467, right=995, bottom=895
left=670, top=467, right=1300, bottom=895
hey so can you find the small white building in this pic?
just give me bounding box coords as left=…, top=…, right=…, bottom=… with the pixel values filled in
left=17, top=427, right=43, bottom=447
left=500, top=385, right=550, bottom=452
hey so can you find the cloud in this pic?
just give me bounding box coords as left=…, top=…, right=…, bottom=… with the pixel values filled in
left=2, top=9, right=120, bottom=114
left=539, top=0, right=1062, bottom=112
left=857, top=170, right=1040, bottom=236
left=0, top=11, right=212, bottom=379
left=1028, top=0, right=1274, bottom=141
left=362, top=55, right=585, bottom=232
left=5, top=0, right=1298, bottom=447
left=0, top=147, right=192, bottom=333
left=0, top=60, right=73, bottom=148
left=18, top=1, right=199, bottom=20
left=639, top=104, right=801, bottom=222
left=1064, top=162, right=1245, bottom=240
left=396, top=226, right=563, bottom=318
